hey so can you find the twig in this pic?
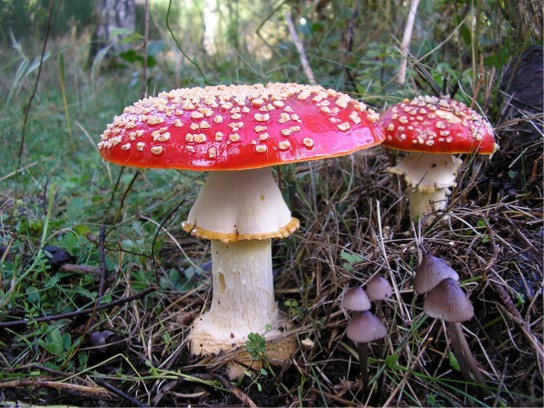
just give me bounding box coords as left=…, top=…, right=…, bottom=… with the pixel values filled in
left=98, top=225, right=107, bottom=300
left=343, top=0, right=361, bottom=92
left=142, top=0, right=149, bottom=98
left=0, top=379, right=110, bottom=398
left=284, top=8, right=316, bottom=85
left=112, top=169, right=140, bottom=226
left=213, top=374, right=257, bottom=407
left=96, top=379, right=148, bottom=407
left=397, top=0, right=420, bottom=85
left=16, top=0, right=61, bottom=172
left=165, top=0, right=207, bottom=83
left=0, top=286, right=156, bottom=328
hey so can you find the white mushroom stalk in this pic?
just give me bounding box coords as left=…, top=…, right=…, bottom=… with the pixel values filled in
left=182, top=168, right=298, bottom=354
left=388, top=152, right=462, bottom=218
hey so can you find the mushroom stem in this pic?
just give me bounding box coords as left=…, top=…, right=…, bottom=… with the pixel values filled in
left=189, top=240, right=284, bottom=355
left=184, top=168, right=297, bottom=242
left=409, top=188, right=450, bottom=219
left=358, top=342, right=369, bottom=395
left=388, top=152, right=462, bottom=219
left=447, top=322, right=488, bottom=390
left=185, top=168, right=297, bottom=357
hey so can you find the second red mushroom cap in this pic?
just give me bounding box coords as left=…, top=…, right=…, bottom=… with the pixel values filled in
left=380, top=95, right=497, bottom=155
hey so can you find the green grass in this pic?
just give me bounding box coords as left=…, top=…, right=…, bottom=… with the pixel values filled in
left=0, top=0, right=542, bottom=406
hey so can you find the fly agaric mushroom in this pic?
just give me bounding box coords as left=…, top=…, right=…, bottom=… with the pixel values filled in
left=380, top=96, right=497, bottom=219
left=98, top=83, right=384, bottom=368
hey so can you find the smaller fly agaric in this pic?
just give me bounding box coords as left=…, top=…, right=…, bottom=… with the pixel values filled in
left=424, top=278, right=488, bottom=391
left=98, top=83, right=384, bottom=371
left=380, top=96, right=497, bottom=219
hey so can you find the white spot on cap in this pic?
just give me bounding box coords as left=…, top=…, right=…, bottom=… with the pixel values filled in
left=147, top=117, right=165, bottom=125
left=255, top=144, right=267, bottom=153
left=278, top=140, right=291, bottom=150
left=349, top=111, right=361, bottom=124
left=279, top=113, right=291, bottom=124
left=151, top=146, right=163, bottom=155
left=254, top=113, right=270, bottom=122
left=194, top=134, right=207, bottom=143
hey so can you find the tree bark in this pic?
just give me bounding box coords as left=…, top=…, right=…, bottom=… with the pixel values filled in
left=89, top=0, right=136, bottom=63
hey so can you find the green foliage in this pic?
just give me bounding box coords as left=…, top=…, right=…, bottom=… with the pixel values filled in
left=340, top=250, right=364, bottom=271
left=0, top=0, right=94, bottom=44
left=245, top=327, right=270, bottom=360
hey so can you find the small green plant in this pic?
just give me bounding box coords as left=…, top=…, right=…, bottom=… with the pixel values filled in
left=340, top=251, right=364, bottom=271
left=245, top=329, right=269, bottom=360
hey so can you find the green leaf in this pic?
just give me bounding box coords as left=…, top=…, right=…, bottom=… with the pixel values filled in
left=26, top=286, right=40, bottom=304
left=66, top=197, right=85, bottom=220
left=449, top=351, right=460, bottom=371
left=39, top=328, right=65, bottom=356
left=385, top=354, right=399, bottom=369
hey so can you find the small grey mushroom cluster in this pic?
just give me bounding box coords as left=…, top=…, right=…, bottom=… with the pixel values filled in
left=341, top=276, right=392, bottom=396
left=415, top=251, right=488, bottom=392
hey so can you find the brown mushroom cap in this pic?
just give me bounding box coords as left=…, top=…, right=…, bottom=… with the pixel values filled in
left=366, top=276, right=393, bottom=301
left=346, top=311, right=388, bottom=343
left=341, top=287, right=371, bottom=312
left=423, top=278, right=474, bottom=323
left=415, top=253, right=460, bottom=295
left=380, top=95, right=497, bottom=155
left=97, top=83, right=384, bottom=171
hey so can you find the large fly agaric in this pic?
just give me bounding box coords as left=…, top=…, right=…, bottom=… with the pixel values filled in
left=380, top=96, right=497, bottom=219
left=98, top=83, right=384, bottom=364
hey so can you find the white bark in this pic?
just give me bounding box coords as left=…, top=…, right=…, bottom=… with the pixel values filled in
left=397, top=0, right=420, bottom=85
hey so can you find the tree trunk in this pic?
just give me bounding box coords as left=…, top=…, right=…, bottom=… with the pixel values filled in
left=88, top=0, right=136, bottom=64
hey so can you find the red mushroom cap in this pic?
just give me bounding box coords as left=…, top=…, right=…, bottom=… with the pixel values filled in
left=98, top=83, right=384, bottom=171
left=380, top=96, right=497, bottom=155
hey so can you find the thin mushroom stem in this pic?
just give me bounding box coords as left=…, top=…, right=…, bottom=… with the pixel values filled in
left=358, top=342, right=369, bottom=396
left=448, top=322, right=488, bottom=391
left=447, top=322, right=472, bottom=382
